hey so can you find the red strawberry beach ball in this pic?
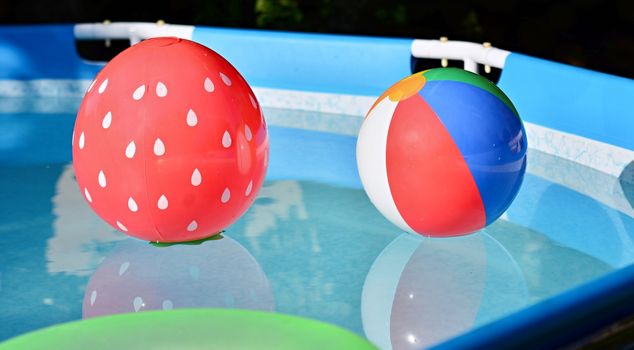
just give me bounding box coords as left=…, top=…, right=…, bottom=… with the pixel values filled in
left=72, top=37, right=269, bottom=243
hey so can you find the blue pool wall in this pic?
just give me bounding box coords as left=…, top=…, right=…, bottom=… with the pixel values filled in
left=498, top=53, right=634, bottom=151
left=192, top=27, right=413, bottom=96
left=1, top=24, right=632, bottom=152
left=193, top=27, right=633, bottom=153
left=0, top=25, right=101, bottom=79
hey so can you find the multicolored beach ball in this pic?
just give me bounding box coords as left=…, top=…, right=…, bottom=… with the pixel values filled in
left=356, top=68, right=527, bottom=237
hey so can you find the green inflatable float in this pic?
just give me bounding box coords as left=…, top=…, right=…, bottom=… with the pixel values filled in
left=0, top=309, right=377, bottom=350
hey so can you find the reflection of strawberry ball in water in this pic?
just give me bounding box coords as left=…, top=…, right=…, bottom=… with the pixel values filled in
left=357, top=68, right=526, bottom=237
left=82, top=236, right=274, bottom=318
left=72, top=37, right=268, bottom=243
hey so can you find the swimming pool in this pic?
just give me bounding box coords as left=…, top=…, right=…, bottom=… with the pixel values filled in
left=0, top=23, right=633, bottom=349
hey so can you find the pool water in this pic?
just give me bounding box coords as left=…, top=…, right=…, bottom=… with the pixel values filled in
left=0, top=98, right=633, bottom=348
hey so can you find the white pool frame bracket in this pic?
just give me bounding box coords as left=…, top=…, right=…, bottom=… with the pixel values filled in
left=410, top=39, right=511, bottom=73
left=74, top=22, right=194, bottom=45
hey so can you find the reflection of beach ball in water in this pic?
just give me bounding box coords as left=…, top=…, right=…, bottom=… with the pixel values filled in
left=361, top=232, right=527, bottom=349
left=357, top=68, right=527, bottom=237
left=83, top=236, right=274, bottom=318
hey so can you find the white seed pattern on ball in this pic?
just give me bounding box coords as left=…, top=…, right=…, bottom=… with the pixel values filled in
left=204, top=77, right=215, bottom=92
left=162, top=300, right=174, bottom=310
left=221, top=187, right=231, bottom=203
left=245, top=180, right=253, bottom=196
left=191, top=168, right=202, bottom=186
left=116, top=220, right=128, bottom=232
left=133, top=85, right=146, bottom=100
left=98, top=78, right=108, bottom=94
left=187, top=220, right=198, bottom=232
left=128, top=197, right=138, bottom=212
left=186, top=109, right=198, bottom=127
left=87, top=79, right=96, bottom=93
left=220, top=72, right=232, bottom=86
left=125, top=141, right=136, bottom=158
left=98, top=170, right=107, bottom=188
left=90, top=290, right=97, bottom=306
left=245, top=125, right=253, bottom=141
left=133, top=297, right=144, bottom=312
left=249, top=94, right=257, bottom=109
left=119, top=261, right=130, bottom=276
left=79, top=132, right=85, bottom=149
left=154, top=138, right=165, bottom=156
left=222, top=131, right=232, bottom=148
left=84, top=187, right=92, bottom=203
left=156, top=81, right=168, bottom=97
left=157, top=194, right=168, bottom=210
left=102, top=111, right=112, bottom=129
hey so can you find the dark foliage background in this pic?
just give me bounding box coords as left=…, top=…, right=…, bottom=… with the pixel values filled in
left=0, top=0, right=632, bottom=78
